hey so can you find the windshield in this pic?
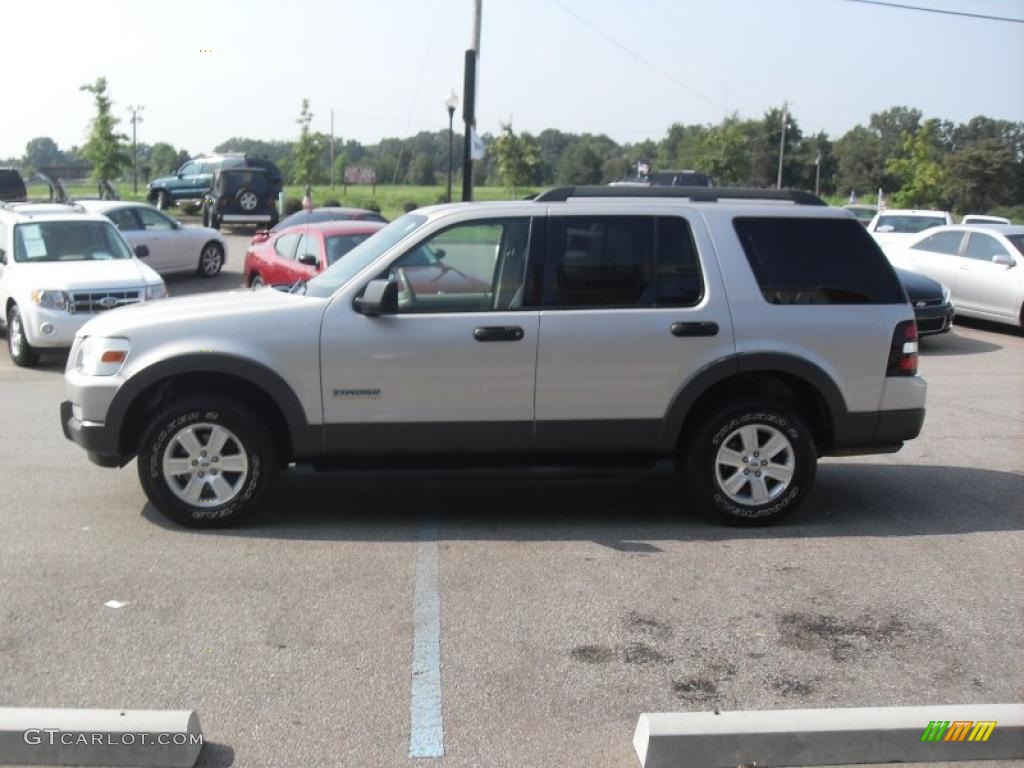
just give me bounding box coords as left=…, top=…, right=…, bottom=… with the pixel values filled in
left=326, top=233, right=375, bottom=265
left=874, top=215, right=946, bottom=234
left=13, top=220, right=133, bottom=263
left=306, top=214, right=427, bottom=297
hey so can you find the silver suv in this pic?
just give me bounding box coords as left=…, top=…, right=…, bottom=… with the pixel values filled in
left=61, top=187, right=927, bottom=527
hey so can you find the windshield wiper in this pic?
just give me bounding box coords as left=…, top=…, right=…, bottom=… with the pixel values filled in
left=288, top=279, right=308, bottom=295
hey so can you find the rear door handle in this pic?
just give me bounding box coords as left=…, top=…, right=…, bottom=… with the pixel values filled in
left=671, top=321, right=719, bottom=337
left=473, top=325, right=524, bottom=342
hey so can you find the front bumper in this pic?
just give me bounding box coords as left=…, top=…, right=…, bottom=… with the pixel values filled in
left=60, top=400, right=124, bottom=467
left=913, top=301, right=954, bottom=336
left=20, top=305, right=89, bottom=348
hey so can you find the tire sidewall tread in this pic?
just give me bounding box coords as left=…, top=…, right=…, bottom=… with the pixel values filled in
left=686, top=401, right=816, bottom=526
left=137, top=398, right=275, bottom=528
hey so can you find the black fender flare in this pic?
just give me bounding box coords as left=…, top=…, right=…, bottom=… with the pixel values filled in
left=107, top=354, right=320, bottom=457
left=658, top=353, right=849, bottom=452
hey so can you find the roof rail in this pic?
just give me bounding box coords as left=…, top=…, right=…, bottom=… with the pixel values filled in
left=534, top=185, right=827, bottom=206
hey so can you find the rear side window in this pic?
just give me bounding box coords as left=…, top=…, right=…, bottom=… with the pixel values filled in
left=546, top=216, right=703, bottom=308
left=912, top=231, right=963, bottom=255
left=734, top=217, right=904, bottom=305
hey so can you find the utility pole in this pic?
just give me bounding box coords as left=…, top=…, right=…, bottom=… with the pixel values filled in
left=776, top=102, right=787, bottom=190
left=330, top=109, right=336, bottom=190
left=127, top=105, right=144, bottom=196
left=461, top=0, right=482, bottom=201
left=814, top=149, right=821, bottom=197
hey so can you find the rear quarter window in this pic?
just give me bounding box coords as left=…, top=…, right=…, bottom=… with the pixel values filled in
left=734, top=217, right=904, bottom=305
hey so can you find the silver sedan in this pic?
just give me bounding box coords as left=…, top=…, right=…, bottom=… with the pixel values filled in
left=78, top=200, right=227, bottom=278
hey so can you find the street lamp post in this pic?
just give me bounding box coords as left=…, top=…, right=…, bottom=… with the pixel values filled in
left=127, top=105, right=144, bottom=196
left=445, top=90, right=458, bottom=203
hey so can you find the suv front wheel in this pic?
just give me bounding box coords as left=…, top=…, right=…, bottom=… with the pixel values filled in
left=137, top=397, right=277, bottom=527
left=7, top=305, right=40, bottom=367
left=683, top=401, right=816, bottom=526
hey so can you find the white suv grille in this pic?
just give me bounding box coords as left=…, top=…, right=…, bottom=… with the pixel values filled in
left=69, top=288, right=142, bottom=314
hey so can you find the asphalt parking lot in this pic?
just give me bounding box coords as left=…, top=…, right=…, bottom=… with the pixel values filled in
left=1, top=230, right=1022, bottom=768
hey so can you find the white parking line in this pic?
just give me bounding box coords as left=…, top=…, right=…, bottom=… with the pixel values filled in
left=408, top=519, right=444, bottom=758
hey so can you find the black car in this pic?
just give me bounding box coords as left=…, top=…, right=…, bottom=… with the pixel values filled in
left=202, top=168, right=280, bottom=230
left=0, top=168, right=27, bottom=202
left=896, top=268, right=953, bottom=336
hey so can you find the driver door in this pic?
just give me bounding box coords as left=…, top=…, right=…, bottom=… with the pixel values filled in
left=318, top=217, right=539, bottom=455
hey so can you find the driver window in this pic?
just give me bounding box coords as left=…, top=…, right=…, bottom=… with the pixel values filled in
left=179, top=162, right=197, bottom=176
left=963, top=233, right=1009, bottom=262
left=107, top=208, right=142, bottom=231
left=296, top=234, right=321, bottom=266
left=385, top=219, right=530, bottom=313
left=137, top=208, right=175, bottom=231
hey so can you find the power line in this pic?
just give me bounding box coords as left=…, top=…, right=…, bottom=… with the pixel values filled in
left=548, top=0, right=725, bottom=111
left=843, top=0, right=1024, bottom=24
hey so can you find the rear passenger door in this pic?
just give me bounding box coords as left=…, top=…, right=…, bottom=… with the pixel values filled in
left=533, top=211, right=734, bottom=453
left=957, top=232, right=1021, bottom=319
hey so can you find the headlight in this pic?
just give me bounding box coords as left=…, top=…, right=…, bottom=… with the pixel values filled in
left=941, top=284, right=951, bottom=304
left=30, top=289, right=69, bottom=310
left=78, top=337, right=131, bottom=376
left=145, top=283, right=168, bottom=300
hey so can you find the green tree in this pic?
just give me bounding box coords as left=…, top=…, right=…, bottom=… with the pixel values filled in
left=79, top=77, right=128, bottom=181
left=491, top=123, right=539, bottom=196
left=946, top=139, right=1018, bottom=212
left=556, top=141, right=603, bottom=184
left=147, top=142, right=188, bottom=177
left=886, top=120, right=951, bottom=209
left=291, top=99, right=325, bottom=185
left=23, top=137, right=64, bottom=172
left=410, top=154, right=436, bottom=185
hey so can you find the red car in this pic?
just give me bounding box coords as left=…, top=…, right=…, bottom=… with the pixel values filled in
left=249, top=206, right=388, bottom=245
left=244, top=221, right=385, bottom=286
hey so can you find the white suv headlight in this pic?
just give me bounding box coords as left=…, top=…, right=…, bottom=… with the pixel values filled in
left=78, top=337, right=131, bottom=376
left=145, top=283, right=168, bottom=301
left=30, top=289, right=69, bottom=310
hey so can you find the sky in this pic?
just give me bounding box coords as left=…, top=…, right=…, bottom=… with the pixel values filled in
left=3, top=0, right=1023, bottom=158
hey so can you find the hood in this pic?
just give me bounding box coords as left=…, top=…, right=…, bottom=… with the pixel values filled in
left=895, top=268, right=944, bottom=302
left=15, top=258, right=160, bottom=291
left=77, top=286, right=309, bottom=338
left=872, top=232, right=914, bottom=249
left=148, top=174, right=178, bottom=188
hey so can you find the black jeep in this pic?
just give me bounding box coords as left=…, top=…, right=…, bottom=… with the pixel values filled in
left=201, top=168, right=280, bottom=231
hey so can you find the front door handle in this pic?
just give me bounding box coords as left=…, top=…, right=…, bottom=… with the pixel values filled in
left=671, top=321, right=719, bottom=337
left=473, top=325, right=524, bottom=342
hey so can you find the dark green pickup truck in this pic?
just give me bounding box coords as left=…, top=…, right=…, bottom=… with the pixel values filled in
left=147, top=154, right=282, bottom=209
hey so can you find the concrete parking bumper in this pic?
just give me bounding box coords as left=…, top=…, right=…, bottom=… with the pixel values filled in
left=0, top=708, right=202, bottom=767
left=634, top=703, right=1024, bottom=767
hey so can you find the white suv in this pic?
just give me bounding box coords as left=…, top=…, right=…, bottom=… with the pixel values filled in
left=867, top=208, right=954, bottom=249
left=0, top=203, right=167, bottom=366
left=60, top=187, right=927, bottom=527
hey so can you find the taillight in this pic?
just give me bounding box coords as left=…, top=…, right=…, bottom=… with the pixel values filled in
left=887, top=320, right=918, bottom=376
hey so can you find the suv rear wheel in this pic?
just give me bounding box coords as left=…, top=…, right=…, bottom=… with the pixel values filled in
left=7, top=305, right=40, bottom=367
left=137, top=397, right=277, bottom=528
left=155, top=190, right=170, bottom=210
left=683, top=400, right=816, bottom=526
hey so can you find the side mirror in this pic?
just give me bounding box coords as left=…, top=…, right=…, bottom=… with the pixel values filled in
left=299, top=253, right=319, bottom=267
left=434, top=247, right=446, bottom=260
left=992, top=252, right=1015, bottom=267
left=353, top=279, right=398, bottom=316
left=134, top=245, right=150, bottom=259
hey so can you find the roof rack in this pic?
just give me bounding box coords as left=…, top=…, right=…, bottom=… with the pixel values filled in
left=534, top=185, right=826, bottom=206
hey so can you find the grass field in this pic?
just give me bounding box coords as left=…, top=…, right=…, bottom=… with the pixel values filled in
left=22, top=180, right=538, bottom=221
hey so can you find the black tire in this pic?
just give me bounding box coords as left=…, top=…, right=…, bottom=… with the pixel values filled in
left=196, top=242, right=224, bottom=277
left=156, top=190, right=170, bottom=211
left=201, top=204, right=210, bottom=228
left=137, top=397, right=277, bottom=528
left=7, top=305, right=40, bottom=367
left=683, top=400, right=816, bottom=526
left=209, top=210, right=221, bottom=230
left=249, top=273, right=265, bottom=288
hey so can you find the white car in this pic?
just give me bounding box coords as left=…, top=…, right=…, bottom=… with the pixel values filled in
left=0, top=203, right=167, bottom=366
left=867, top=209, right=954, bottom=249
left=885, top=224, right=1024, bottom=329
left=961, top=214, right=1011, bottom=226
left=78, top=200, right=226, bottom=277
